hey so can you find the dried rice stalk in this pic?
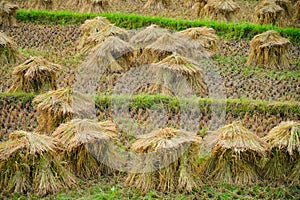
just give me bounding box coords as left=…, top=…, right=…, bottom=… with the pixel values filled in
left=263, top=121, right=300, bottom=183
left=203, top=122, right=267, bottom=185
left=136, top=54, right=208, bottom=97
left=192, top=0, right=208, bottom=17
left=33, top=87, right=94, bottom=134
left=0, top=131, right=76, bottom=196
left=52, top=119, right=118, bottom=179
left=293, top=1, right=300, bottom=27
left=247, top=30, right=291, bottom=69
left=77, top=16, right=111, bottom=50
left=130, top=24, right=169, bottom=48
left=126, top=127, right=203, bottom=192
left=78, top=24, right=129, bottom=54
left=0, top=0, right=18, bottom=28
left=0, top=31, right=22, bottom=65
left=80, top=0, right=110, bottom=13
left=254, top=0, right=284, bottom=26
left=78, top=36, right=136, bottom=94
left=27, top=0, right=55, bottom=10
left=202, top=0, right=240, bottom=22
left=275, top=0, right=292, bottom=16
left=264, top=121, right=300, bottom=155
left=290, top=160, right=300, bottom=185
left=8, top=56, right=61, bottom=93
left=178, top=26, right=219, bottom=55
left=140, top=33, right=209, bottom=64
left=143, top=0, right=172, bottom=9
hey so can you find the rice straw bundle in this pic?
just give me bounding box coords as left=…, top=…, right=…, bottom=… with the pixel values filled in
left=178, top=26, right=219, bottom=56
left=140, top=33, right=209, bottom=65
left=33, top=87, right=94, bottom=134
left=8, top=56, right=61, bottom=93
left=52, top=119, right=118, bottom=179
left=247, top=30, right=291, bottom=69
left=77, top=16, right=111, bottom=50
left=254, top=0, right=284, bottom=26
left=135, top=54, right=208, bottom=97
left=202, top=0, right=240, bottom=22
left=263, top=121, right=300, bottom=184
left=27, top=0, right=55, bottom=10
left=130, top=24, right=169, bottom=48
left=0, top=131, right=76, bottom=196
left=203, top=122, right=267, bottom=185
left=80, top=0, right=110, bottom=13
left=0, top=0, right=18, bottom=28
left=0, top=32, right=22, bottom=65
left=293, top=1, right=300, bottom=27
left=79, top=24, right=129, bottom=54
left=143, top=0, right=172, bottom=9
left=79, top=36, right=136, bottom=93
left=192, top=0, right=208, bottom=17
left=126, top=127, right=202, bottom=192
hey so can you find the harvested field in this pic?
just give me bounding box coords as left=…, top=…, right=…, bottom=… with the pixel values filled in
left=0, top=3, right=299, bottom=199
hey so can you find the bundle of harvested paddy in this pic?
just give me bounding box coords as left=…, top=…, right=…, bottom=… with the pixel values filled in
left=73, top=0, right=110, bottom=13
left=246, top=30, right=291, bottom=69
left=78, top=24, right=129, bottom=54
left=135, top=54, right=208, bottom=97
left=192, top=0, right=208, bottom=17
left=202, top=0, right=240, bottom=22
left=140, top=33, right=209, bottom=64
left=52, top=119, right=118, bottom=179
left=0, top=32, right=22, bottom=65
left=0, top=131, right=76, bottom=196
left=8, top=56, right=61, bottom=93
left=0, top=0, right=18, bottom=29
left=79, top=36, right=135, bottom=93
left=254, top=0, right=284, bottom=26
left=33, top=87, right=95, bottom=134
left=178, top=26, right=219, bottom=56
left=275, top=0, right=292, bottom=17
left=293, top=1, right=300, bottom=27
left=203, top=122, right=267, bottom=185
left=28, top=0, right=55, bottom=10
left=263, top=121, right=300, bottom=183
left=126, top=127, right=202, bottom=192
left=130, top=24, right=169, bottom=48
left=77, top=16, right=111, bottom=50
left=143, top=0, right=172, bottom=9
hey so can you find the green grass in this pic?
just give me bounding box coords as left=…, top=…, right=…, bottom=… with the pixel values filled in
left=1, top=92, right=299, bottom=116
left=16, top=9, right=300, bottom=45
left=8, top=177, right=299, bottom=200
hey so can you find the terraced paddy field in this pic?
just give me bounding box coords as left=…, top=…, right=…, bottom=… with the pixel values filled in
left=0, top=0, right=299, bottom=199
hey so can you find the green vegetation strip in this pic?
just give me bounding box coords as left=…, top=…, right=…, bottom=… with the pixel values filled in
left=16, top=9, right=300, bottom=45
left=1, top=92, right=299, bottom=116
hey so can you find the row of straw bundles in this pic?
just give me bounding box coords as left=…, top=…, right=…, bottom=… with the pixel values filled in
left=1, top=119, right=299, bottom=195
